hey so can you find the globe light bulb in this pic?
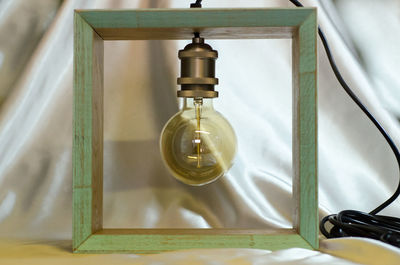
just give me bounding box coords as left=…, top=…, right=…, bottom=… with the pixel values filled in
left=160, top=97, right=237, bottom=186
left=160, top=35, right=237, bottom=186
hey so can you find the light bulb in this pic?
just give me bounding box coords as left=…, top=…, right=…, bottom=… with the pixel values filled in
left=160, top=97, right=237, bottom=186
left=160, top=35, right=236, bottom=185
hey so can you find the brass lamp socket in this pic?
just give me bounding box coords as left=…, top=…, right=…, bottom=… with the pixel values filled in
left=177, top=37, right=219, bottom=98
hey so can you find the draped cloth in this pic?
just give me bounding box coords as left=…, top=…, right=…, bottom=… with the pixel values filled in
left=0, top=0, right=399, bottom=264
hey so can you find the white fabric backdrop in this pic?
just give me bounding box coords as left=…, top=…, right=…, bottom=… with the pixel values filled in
left=0, top=0, right=400, bottom=264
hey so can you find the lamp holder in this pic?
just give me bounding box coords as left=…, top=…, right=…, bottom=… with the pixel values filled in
left=177, top=37, right=219, bottom=98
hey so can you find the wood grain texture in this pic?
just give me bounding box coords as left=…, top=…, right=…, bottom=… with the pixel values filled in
left=97, top=228, right=296, bottom=235
left=94, top=27, right=294, bottom=40
left=76, top=8, right=315, bottom=40
left=72, top=8, right=318, bottom=253
left=292, top=11, right=318, bottom=249
left=73, top=12, right=104, bottom=251
left=75, top=230, right=311, bottom=253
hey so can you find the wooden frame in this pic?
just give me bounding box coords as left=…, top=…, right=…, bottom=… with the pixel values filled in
left=73, top=8, right=318, bottom=253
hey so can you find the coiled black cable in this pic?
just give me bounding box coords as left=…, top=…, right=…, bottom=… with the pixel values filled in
left=289, top=0, right=400, bottom=247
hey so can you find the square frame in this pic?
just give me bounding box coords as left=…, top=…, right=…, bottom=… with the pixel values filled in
left=73, top=8, right=318, bottom=253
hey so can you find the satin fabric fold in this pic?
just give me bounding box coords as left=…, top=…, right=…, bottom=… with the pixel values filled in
left=0, top=0, right=399, bottom=264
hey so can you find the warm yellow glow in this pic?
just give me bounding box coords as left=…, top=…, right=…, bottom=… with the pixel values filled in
left=160, top=98, right=237, bottom=186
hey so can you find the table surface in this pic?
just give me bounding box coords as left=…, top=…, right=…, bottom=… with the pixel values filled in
left=1, top=238, right=399, bottom=265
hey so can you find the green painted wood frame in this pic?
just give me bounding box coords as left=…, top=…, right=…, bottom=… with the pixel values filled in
left=73, top=8, right=318, bottom=253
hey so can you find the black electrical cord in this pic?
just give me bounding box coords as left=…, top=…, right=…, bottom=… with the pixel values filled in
left=190, top=0, right=202, bottom=8
left=192, top=0, right=400, bottom=247
left=289, top=0, right=400, bottom=247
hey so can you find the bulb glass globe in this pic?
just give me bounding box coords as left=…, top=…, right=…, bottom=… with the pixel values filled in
left=160, top=97, right=237, bottom=186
